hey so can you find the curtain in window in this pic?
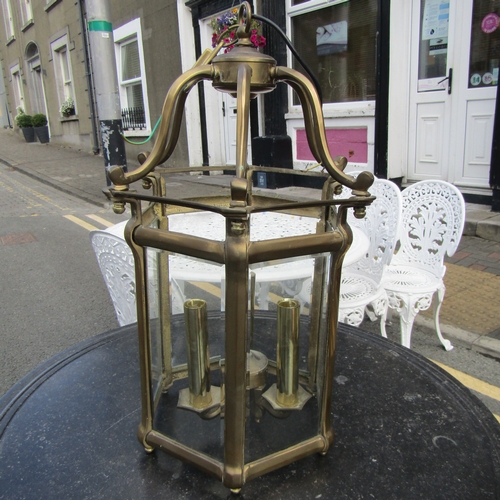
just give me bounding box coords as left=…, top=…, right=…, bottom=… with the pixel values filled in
left=121, top=40, right=141, bottom=81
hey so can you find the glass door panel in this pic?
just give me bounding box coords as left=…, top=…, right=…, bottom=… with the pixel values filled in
left=468, top=0, right=500, bottom=88
left=418, top=0, right=450, bottom=91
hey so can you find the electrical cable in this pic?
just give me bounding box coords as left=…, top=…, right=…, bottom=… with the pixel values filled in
left=253, top=13, right=323, bottom=104
left=121, top=115, right=161, bottom=145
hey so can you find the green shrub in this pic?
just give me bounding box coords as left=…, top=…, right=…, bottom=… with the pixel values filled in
left=15, top=114, right=33, bottom=128
left=32, top=113, right=48, bottom=127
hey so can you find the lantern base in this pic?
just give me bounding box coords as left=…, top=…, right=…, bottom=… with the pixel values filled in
left=261, top=383, right=313, bottom=411
left=1, top=321, right=499, bottom=498
left=178, top=386, right=221, bottom=419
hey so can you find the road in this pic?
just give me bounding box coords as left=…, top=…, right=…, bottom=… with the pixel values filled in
left=0, top=163, right=126, bottom=395
left=0, top=163, right=499, bottom=425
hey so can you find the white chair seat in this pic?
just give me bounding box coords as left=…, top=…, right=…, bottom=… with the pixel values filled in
left=383, top=265, right=440, bottom=292
left=339, top=272, right=388, bottom=333
left=340, top=273, right=380, bottom=301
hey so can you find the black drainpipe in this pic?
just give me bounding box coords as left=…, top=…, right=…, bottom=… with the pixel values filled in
left=78, top=0, right=100, bottom=154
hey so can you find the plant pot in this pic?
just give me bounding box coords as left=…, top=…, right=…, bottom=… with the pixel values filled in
left=21, top=127, right=35, bottom=143
left=34, top=125, right=50, bottom=144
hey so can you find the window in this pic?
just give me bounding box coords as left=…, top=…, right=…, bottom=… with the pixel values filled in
left=50, top=34, right=76, bottom=115
left=25, top=42, right=46, bottom=114
left=468, top=0, right=500, bottom=88
left=114, top=18, right=150, bottom=133
left=2, top=0, right=15, bottom=42
left=19, top=0, right=33, bottom=28
left=10, top=62, right=24, bottom=111
left=288, top=0, right=378, bottom=105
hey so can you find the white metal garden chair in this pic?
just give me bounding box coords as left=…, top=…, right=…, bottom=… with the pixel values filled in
left=90, top=227, right=185, bottom=327
left=337, top=175, right=402, bottom=334
left=382, top=180, right=465, bottom=351
left=294, top=174, right=402, bottom=336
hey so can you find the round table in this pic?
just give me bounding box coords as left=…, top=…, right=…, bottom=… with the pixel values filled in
left=1, top=321, right=499, bottom=499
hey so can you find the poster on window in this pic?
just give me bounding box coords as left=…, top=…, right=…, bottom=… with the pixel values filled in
left=316, top=21, right=347, bottom=56
left=422, top=0, right=449, bottom=40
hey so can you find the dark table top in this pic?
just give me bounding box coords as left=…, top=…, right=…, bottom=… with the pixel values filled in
left=1, top=322, right=499, bottom=499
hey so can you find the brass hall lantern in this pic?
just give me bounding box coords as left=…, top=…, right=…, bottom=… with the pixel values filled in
left=106, top=3, right=374, bottom=492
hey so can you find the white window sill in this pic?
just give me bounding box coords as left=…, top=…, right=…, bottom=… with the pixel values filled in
left=21, top=20, right=34, bottom=32
left=122, top=130, right=151, bottom=138
left=286, top=101, right=376, bottom=120
left=45, top=0, right=62, bottom=12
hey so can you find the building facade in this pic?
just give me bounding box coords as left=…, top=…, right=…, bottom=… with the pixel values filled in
left=0, top=0, right=498, bottom=204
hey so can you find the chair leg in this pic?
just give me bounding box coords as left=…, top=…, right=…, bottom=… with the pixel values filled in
left=368, top=295, right=388, bottom=338
left=339, top=308, right=365, bottom=327
left=388, top=292, right=432, bottom=349
left=433, top=284, right=453, bottom=351
left=379, top=305, right=388, bottom=338
left=398, top=300, right=418, bottom=349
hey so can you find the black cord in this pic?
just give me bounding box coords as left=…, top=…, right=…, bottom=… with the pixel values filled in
left=253, top=13, right=323, bottom=104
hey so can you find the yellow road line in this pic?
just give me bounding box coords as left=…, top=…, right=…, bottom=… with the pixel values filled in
left=495, top=414, right=500, bottom=423
left=63, top=215, right=99, bottom=231
left=191, top=282, right=222, bottom=298
left=86, top=214, right=115, bottom=227
left=430, top=359, right=500, bottom=402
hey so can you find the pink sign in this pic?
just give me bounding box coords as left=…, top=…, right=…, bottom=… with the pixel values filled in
left=296, top=128, right=367, bottom=163
left=481, top=13, right=500, bottom=34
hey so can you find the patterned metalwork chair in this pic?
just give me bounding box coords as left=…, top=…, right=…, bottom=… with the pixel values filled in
left=337, top=175, right=402, bottom=334
left=382, top=180, right=465, bottom=350
left=90, top=226, right=184, bottom=327
left=293, top=174, right=401, bottom=335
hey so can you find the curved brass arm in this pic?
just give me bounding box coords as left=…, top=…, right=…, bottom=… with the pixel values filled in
left=273, top=66, right=373, bottom=195
left=108, top=64, right=215, bottom=186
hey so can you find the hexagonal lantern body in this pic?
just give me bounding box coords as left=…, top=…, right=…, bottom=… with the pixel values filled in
left=106, top=3, right=374, bottom=492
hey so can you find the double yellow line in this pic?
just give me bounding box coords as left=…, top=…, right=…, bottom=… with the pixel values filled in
left=63, top=213, right=115, bottom=231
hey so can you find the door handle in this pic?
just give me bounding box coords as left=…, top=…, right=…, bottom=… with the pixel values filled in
left=438, top=68, right=453, bottom=94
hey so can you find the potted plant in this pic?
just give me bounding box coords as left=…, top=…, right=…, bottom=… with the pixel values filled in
left=32, top=113, right=50, bottom=143
left=14, top=108, right=35, bottom=142
left=60, top=97, right=75, bottom=118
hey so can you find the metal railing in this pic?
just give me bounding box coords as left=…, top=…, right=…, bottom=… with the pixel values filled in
left=121, top=107, right=146, bottom=130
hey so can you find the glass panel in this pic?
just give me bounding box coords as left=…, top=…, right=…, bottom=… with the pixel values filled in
left=417, top=0, right=450, bottom=91
left=468, top=0, right=500, bottom=88
left=121, top=39, right=141, bottom=81
left=244, top=252, right=331, bottom=463
left=125, top=83, right=144, bottom=108
left=291, top=0, right=377, bottom=104
left=152, top=244, right=225, bottom=460
left=147, top=245, right=163, bottom=401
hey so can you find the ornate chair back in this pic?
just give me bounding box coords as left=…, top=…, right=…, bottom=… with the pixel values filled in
left=392, top=180, right=465, bottom=278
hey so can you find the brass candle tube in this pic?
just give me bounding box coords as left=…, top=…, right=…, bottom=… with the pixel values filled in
left=178, top=299, right=220, bottom=416
left=276, top=299, right=300, bottom=407
left=262, top=298, right=312, bottom=412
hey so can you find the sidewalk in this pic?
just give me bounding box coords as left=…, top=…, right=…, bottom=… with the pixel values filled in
left=1, top=127, right=499, bottom=357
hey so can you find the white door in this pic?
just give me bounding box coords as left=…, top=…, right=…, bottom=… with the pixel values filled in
left=221, top=93, right=252, bottom=166
left=199, top=14, right=253, bottom=167
left=408, top=0, right=498, bottom=189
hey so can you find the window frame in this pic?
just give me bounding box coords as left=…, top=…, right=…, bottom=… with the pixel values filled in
left=50, top=34, right=76, bottom=117
left=285, top=0, right=376, bottom=116
left=113, top=18, right=151, bottom=136
left=18, top=0, right=33, bottom=30
left=10, top=62, right=24, bottom=112
left=2, top=0, right=16, bottom=43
